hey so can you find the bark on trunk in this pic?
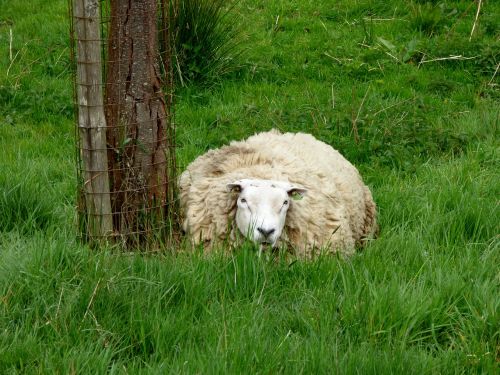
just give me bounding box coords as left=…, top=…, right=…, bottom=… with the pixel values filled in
left=74, top=0, right=113, bottom=240
left=105, top=0, right=172, bottom=243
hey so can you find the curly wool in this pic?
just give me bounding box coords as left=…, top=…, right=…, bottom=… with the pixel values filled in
left=179, top=130, right=377, bottom=257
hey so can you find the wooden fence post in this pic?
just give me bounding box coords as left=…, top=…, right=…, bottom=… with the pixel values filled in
left=73, top=0, right=113, bottom=240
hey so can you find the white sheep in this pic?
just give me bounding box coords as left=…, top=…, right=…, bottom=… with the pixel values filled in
left=179, top=129, right=377, bottom=257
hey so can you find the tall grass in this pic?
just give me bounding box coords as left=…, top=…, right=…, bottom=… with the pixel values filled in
left=169, top=0, right=243, bottom=85
left=0, top=0, right=499, bottom=373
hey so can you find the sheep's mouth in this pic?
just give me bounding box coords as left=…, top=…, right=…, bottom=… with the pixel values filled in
left=258, top=241, right=277, bottom=250
left=261, top=241, right=272, bottom=246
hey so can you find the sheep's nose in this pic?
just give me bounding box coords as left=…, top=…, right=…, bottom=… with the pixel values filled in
left=257, top=227, right=275, bottom=238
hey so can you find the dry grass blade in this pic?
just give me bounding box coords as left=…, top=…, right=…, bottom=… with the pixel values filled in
left=418, top=54, right=478, bottom=68
left=9, top=28, right=13, bottom=62
left=331, top=83, right=335, bottom=109
left=352, top=86, right=370, bottom=144
left=372, top=98, right=414, bottom=117
left=82, top=278, right=101, bottom=322
left=469, top=0, right=483, bottom=41
left=488, top=63, right=499, bottom=86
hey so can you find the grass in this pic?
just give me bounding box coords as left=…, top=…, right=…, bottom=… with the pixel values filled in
left=1, top=0, right=499, bottom=373
left=169, top=0, right=244, bottom=85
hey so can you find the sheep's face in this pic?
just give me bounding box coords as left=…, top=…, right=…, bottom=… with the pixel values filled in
left=227, top=179, right=306, bottom=247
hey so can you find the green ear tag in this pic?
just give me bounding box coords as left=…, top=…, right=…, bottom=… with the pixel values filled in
left=291, top=192, right=303, bottom=201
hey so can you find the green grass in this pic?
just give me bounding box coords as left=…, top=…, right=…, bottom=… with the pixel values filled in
left=1, top=0, right=499, bottom=373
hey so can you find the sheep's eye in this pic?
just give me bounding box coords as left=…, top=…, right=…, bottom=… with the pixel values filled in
left=240, top=198, right=247, bottom=204
left=283, top=200, right=289, bottom=205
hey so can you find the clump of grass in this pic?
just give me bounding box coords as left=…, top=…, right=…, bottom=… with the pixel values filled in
left=0, top=175, right=55, bottom=234
left=169, top=0, right=243, bottom=86
left=409, top=2, right=448, bottom=36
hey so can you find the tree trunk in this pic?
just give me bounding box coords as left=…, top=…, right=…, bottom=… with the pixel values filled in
left=73, top=0, right=113, bottom=240
left=105, top=0, right=173, bottom=244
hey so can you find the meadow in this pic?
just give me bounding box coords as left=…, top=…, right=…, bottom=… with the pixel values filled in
left=0, top=0, right=499, bottom=373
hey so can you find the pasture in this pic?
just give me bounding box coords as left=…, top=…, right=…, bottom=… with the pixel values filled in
left=0, top=0, right=498, bottom=373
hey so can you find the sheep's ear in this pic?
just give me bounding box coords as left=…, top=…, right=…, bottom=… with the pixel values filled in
left=287, top=186, right=307, bottom=200
left=226, top=181, right=243, bottom=193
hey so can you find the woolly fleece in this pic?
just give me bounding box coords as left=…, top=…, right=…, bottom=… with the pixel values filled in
left=179, top=130, right=377, bottom=257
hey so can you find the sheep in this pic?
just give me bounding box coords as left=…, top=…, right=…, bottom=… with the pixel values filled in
left=178, top=129, right=377, bottom=257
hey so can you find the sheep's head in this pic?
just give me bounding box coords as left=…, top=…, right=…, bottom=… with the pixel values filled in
left=227, top=179, right=307, bottom=247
